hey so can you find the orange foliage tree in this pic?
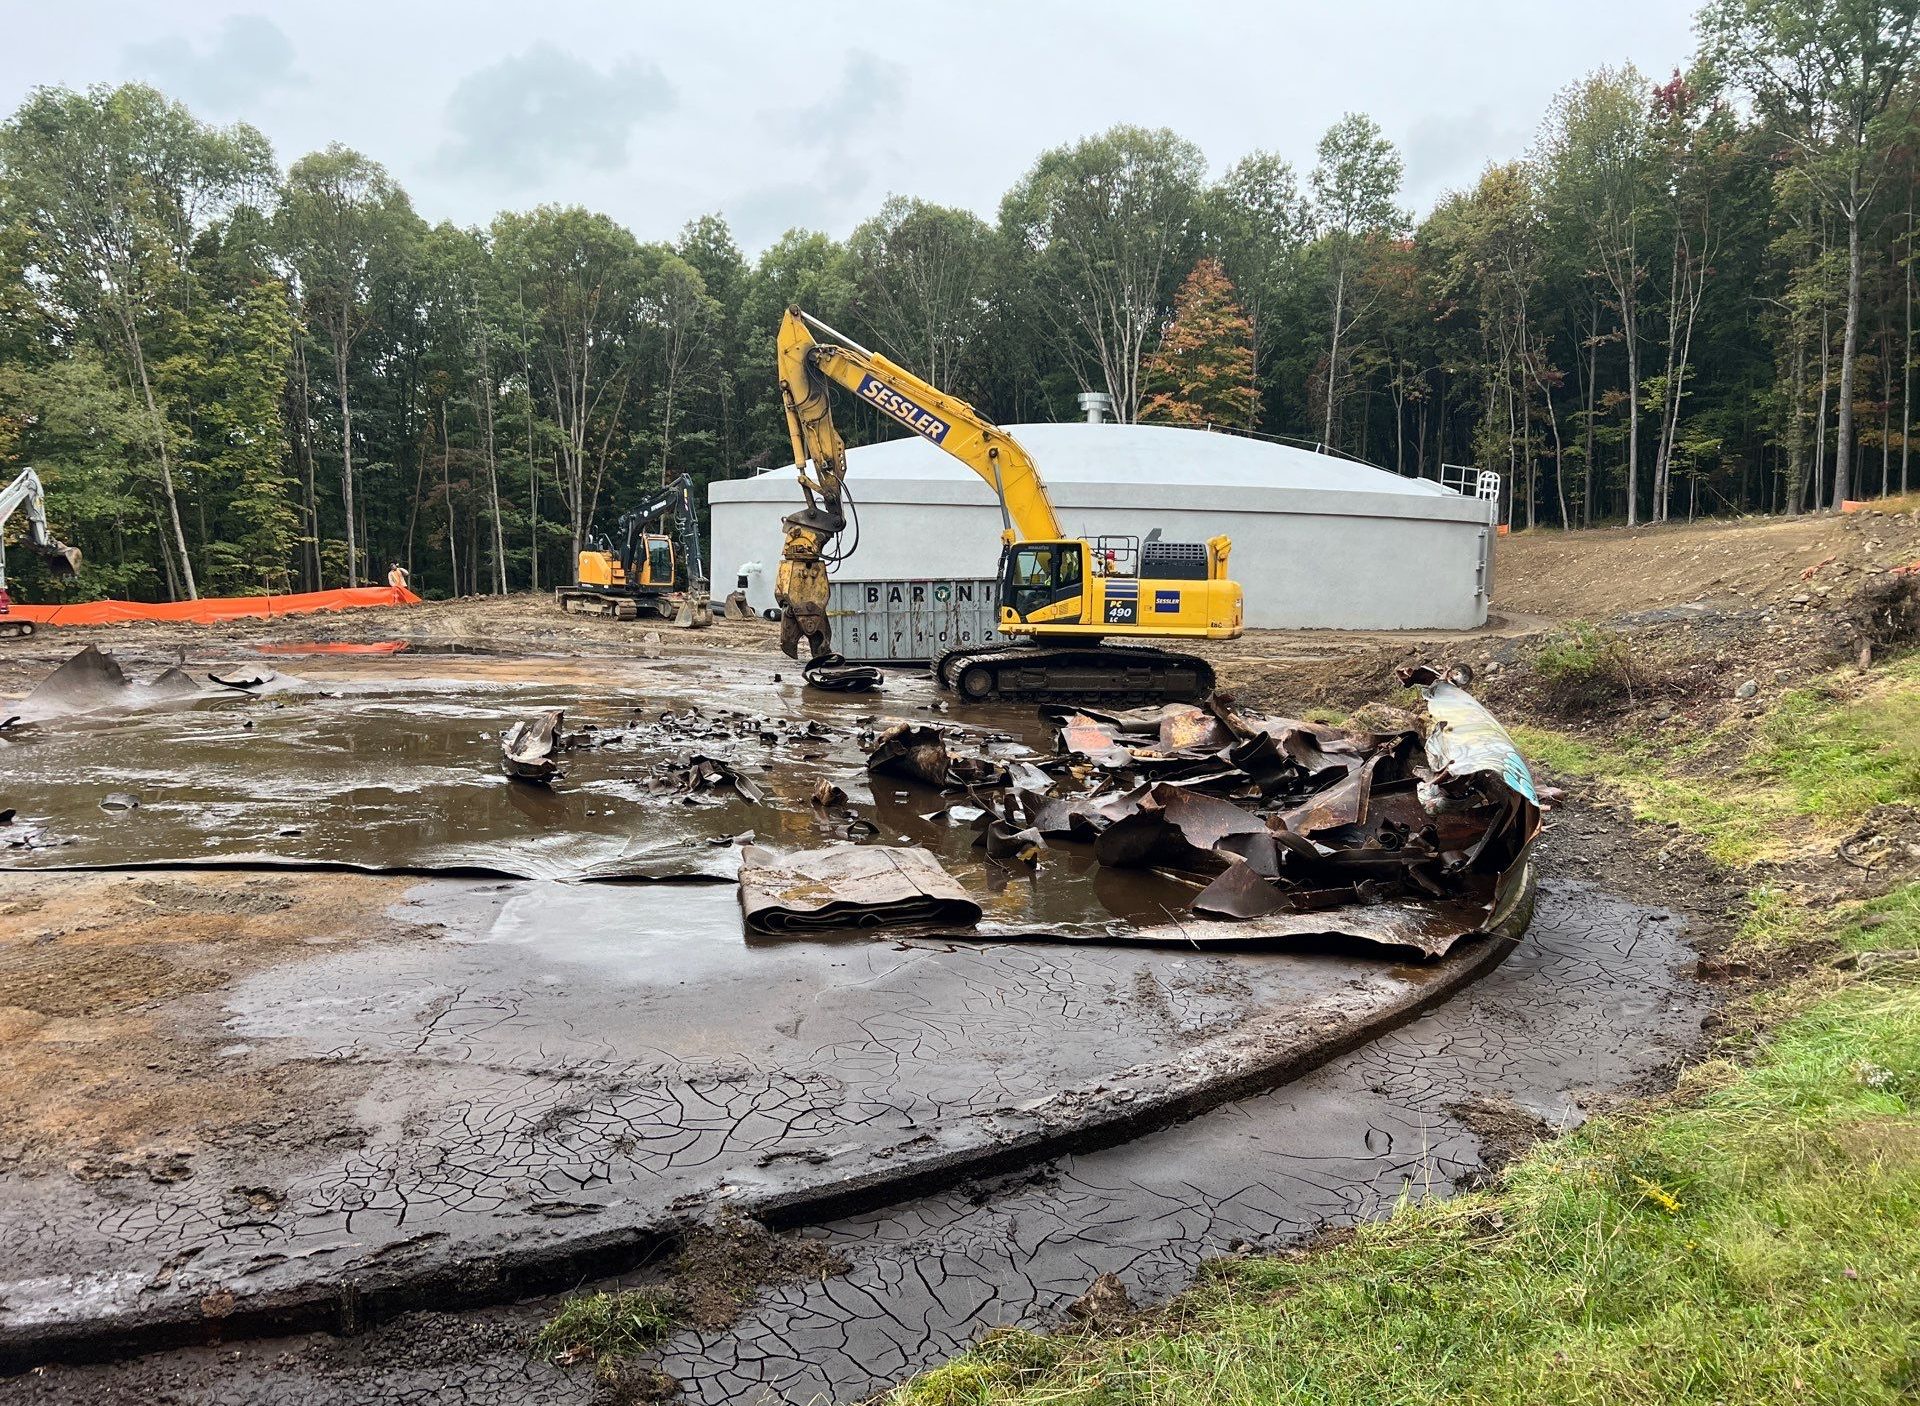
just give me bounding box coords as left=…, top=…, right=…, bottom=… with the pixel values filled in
left=1140, top=257, right=1257, bottom=427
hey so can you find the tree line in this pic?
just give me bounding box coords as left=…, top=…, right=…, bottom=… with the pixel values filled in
left=1, top=0, right=1916, bottom=603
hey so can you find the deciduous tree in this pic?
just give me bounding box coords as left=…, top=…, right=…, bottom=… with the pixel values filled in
left=1141, top=258, right=1256, bottom=428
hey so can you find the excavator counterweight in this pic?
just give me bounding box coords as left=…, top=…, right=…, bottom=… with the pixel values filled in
left=773, top=307, right=1243, bottom=703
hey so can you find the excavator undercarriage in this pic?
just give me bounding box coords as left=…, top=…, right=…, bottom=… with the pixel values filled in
left=932, top=643, right=1216, bottom=705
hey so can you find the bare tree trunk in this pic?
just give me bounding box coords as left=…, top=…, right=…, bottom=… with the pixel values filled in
left=1816, top=304, right=1832, bottom=511
left=520, top=289, right=540, bottom=593
left=153, top=495, right=182, bottom=601
left=123, top=318, right=198, bottom=600
left=1623, top=288, right=1640, bottom=528
left=473, top=314, right=508, bottom=595
left=1882, top=322, right=1893, bottom=497
left=404, top=413, right=429, bottom=577
left=1526, top=335, right=1570, bottom=532
left=1787, top=311, right=1808, bottom=516
left=442, top=404, right=458, bottom=596
left=480, top=374, right=506, bottom=594
left=335, top=337, right=359, bottom=586
left=294, top=340, right=321, bottom=591
left=1582, top=312, right=1597, bottom=527
left=1905, top=184, right=1914, bottom=497
left=1659, top=272, right=1705, bottom=524
left=660, top=368, right=677, bottom=486
left=1655, top=228, right=1682, bottom=523
left=1833, top=184, right=1863, bottom=510
left=1323, top=264, right=1346, bottom=448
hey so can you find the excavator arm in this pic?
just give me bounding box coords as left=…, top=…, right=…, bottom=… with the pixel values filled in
left=618, top=472, right=708, bottom=599
left=775, top=306, right=1062, bottom=656
left=0, top=467, right=81, bottom=593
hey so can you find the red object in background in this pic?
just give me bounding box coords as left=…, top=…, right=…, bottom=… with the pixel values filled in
left=5, top=585, right=422, bottom=627
left=255, top=640, right=410, bottom=655
left=0, top=588, right=11, bottom=614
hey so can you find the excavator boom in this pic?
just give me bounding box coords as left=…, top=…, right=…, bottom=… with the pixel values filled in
left=776, top=309, right=1064, bottom=656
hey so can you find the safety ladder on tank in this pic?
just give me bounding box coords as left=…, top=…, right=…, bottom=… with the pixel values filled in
left=1438, top=464, right=1502, bottom=609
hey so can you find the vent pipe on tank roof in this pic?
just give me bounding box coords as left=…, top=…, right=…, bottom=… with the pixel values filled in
left=1076, top=391, right=1113, bottom=424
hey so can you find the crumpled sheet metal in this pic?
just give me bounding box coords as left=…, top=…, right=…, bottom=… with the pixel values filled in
left=10, top=645, right=305, bottom=725
left=802, top=651, right=883, bottom=694
left=14, top=645, right=206, bottom=721
left=983, top=675, right=1537, bottom=959
left=867, top=721, right=1008, bottom=789
left=501, top=709, right=565, bottom=784
left=645, top=751, right=766, bottom=805
left=739, top=844, right=983, bottom=933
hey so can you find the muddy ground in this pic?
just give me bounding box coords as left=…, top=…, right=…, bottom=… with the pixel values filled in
left=0, top=508, right=1913, bottom=1403
left=0, top=817, right=1716, bottom=1406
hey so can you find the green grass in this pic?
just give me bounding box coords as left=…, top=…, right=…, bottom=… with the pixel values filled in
left=1844, top=883, right=1920, bottom=956
left=888, top=894, right=1920, bottom=1406
left=1510, top=725, right=1793, bottom=866
left=1512, top=654, right=1920, bottom=867
left=532, top=1287, right=676, bottom=1373
left=1748, top=658, right=1920, bottom=825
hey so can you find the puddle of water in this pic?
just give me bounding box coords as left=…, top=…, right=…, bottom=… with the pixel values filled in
left=0, top=664, right=1179, bottom=926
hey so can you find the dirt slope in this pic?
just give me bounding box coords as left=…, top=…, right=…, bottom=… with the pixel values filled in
left=1493, top=505, right=1920, bottom=620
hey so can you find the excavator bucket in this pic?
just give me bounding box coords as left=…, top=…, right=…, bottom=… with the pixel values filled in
left=39, top=539, right=81, bottom=576
left=672, top=592, right=713, bottom=629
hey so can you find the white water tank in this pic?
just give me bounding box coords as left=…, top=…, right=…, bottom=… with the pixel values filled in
left=711, top=423, right=1494, bottom=630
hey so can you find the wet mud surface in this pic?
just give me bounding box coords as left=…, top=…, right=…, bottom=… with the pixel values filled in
left=0, top=654, right=1506, bottom=1363
left=0, top=871, right=1469, bottom=1351
left=0, top=655, right=1207, bottom=929
left=1, top=871, right=1708, bottom=1404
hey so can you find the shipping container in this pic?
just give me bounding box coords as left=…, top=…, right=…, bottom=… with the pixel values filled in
left=826, top=577, right=1007, bottom=663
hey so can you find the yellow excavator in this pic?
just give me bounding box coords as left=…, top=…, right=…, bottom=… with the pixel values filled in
left=558, top=472, right=712, bottom=626
left=775, top=306, right=1244, bottom=702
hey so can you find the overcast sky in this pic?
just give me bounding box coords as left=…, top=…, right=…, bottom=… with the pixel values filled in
left=5, top=2, right=1701, bottom=254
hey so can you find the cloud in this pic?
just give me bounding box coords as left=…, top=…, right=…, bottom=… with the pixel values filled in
left=1401, top=105, right=1535, bottom=210
left=730, top=51, right=906, bottom=246
left=436, top=43, right=674, bottom=185
left=798, top=50, right=904, bottom=127
left=124, top=14, right=303, bottom=112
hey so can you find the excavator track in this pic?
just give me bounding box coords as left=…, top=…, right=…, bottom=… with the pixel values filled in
left=933, top=642, right=1216, bottom=705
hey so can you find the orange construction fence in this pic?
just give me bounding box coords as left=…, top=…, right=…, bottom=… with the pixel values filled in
left=5, top=585, right=422, bottom=627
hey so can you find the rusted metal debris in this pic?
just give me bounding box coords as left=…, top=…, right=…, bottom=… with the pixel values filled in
left=500, top=709, right=566, bottom=785
left=739, top=844, right=982, bottom=933
left=859, top=671, right=1538, bottom=958
left=802, top=651, right=883, bottom=693
left=645, top=752, right=766, bottom=805
left=867, top=721, right=1008, bottom=789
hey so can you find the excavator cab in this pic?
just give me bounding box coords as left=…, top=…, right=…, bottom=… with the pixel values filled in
left=620, top=533, right=676, bottom=590
left=999, top=541, right=1086, bottom=625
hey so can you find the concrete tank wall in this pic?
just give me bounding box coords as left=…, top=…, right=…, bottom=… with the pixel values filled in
left=709, top=425, right=1494, bottom=631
